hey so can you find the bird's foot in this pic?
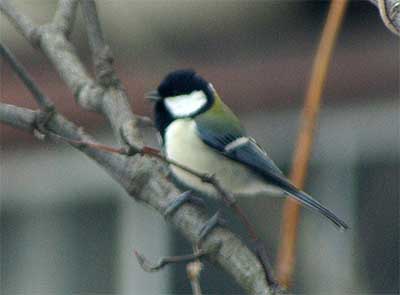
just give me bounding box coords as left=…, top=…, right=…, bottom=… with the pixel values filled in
left=163, top=190, right=205, bottom=217
left=197, top=211, right=226, bottom=245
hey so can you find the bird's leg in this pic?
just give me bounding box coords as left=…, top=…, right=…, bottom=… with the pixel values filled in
left=163, top=190, right=205, bottom=217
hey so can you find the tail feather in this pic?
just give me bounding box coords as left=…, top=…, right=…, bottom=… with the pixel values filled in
left=284, top=186, right=349, bottom=231
left=265, top=171, right=349, bottom=230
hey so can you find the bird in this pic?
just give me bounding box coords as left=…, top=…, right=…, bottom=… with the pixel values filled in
left=147, top=69, right=348, bottom=231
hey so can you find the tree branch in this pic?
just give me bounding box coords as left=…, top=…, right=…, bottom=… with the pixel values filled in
left=52, top=0, right=79, bottom=36
left=81, top=0, right=118, bottom=87
left=0, top=103, right=36, bottom=131
left=79, top=0, right=142, bottom=147
left=39, top=27, right=103, bottom=112
left=0, top=0, right=40, bottom=45
left=0, top=44, right=54, bottom=111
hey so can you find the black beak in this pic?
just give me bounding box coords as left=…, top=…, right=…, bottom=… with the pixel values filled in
left=145, top=90, right=161, bottom=102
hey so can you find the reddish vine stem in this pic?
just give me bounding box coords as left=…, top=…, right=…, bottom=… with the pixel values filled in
left=276, top=0, right=348, bottom=288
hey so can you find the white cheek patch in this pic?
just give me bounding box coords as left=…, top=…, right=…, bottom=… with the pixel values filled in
left=164, top=90, right=207, bottom=117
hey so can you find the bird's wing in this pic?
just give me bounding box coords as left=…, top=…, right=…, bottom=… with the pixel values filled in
left=194, top=106, right=348, bottom=230
left=194, top=103, right=284, bottom=177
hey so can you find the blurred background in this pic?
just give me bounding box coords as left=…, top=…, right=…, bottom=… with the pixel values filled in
left=1, top=1, right=398, bottom=294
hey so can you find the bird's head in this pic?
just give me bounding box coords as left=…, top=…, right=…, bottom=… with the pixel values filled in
left=147, top=69, right=215, bottom=119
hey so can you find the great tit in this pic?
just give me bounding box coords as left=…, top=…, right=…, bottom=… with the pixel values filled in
left=148, top=69, right=348, bottom=231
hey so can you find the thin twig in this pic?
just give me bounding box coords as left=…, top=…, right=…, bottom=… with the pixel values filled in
left=52, top=0, right=79, bottom=36
left=187, top=262, right=203, bottom=295
left=187, top=245, right=203, bottom=295
left=134, top=243, right=220, bottom=273
left=81, top=0, right=119, bottom=87
left=79, top=0, right=142, bottom=146
left=81, top=0, right=106, bottom=51
left=0, top=43, right=54, bottom=111
left=276, top=0, right=348, bottom=288
left=0, top=0, right=40, bottom=44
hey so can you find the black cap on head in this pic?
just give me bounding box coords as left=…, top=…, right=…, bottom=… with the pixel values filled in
left=157, top=69, right=209, bottom=98
left=152, top=69, right=215, bottom=136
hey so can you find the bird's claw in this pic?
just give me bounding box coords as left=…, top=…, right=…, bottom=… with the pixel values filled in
left=163, top=190, right=205, bottom=217
left=198, top=211, right=226, bottom=245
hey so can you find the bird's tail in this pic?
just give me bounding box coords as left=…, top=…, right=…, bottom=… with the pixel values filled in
left=283, top=185, right=349, bottom=231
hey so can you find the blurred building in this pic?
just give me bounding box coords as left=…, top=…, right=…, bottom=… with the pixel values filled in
left=1, top=1, right=398, bottom=294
